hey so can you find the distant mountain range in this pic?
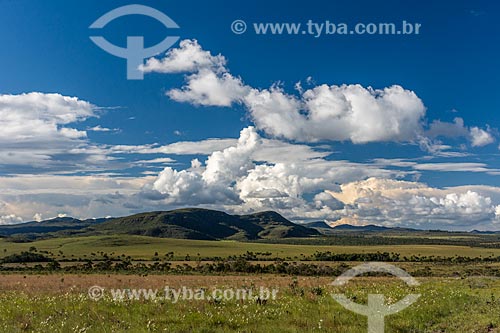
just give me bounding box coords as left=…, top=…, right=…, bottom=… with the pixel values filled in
left=0, top=208, right=319, bottom=241
left=303, top=221, right=485, bottom=234
left=0, top=217, right=110, bottom=237
left=303, top=221, right=333, bottom=229
left=1, top=209, right=498, bottom=242
left=304, top=221, right=403, bottom=232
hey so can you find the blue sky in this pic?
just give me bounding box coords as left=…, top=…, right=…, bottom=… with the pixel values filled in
left=1, top=0, right=500, bottom=230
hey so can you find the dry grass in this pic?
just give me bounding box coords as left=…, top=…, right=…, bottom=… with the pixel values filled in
left=0, top=274, right=339, bottom=294
left=0, top=274, right=499, bottom=332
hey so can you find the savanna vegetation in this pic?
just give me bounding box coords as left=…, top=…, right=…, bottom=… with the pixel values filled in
left=0, top=275, right=499, bottom=332
left=2, top=209, right=500, bottom=331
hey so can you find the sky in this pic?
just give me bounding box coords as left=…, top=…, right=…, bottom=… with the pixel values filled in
left=0, top=0, right=500, bottom=230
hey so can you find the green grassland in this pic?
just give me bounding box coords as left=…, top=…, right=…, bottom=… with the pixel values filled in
left=2, top=233, right=500, bottom=332
left=1, top=276, right=499, bottom=332
left=2, top=235, right=500, bottom=260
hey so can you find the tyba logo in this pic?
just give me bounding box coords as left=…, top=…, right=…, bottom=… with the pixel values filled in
left=89, top=4, right=180, bottom=80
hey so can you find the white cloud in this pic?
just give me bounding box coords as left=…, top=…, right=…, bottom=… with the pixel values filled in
left=328, top=178, right=500, bottom=229
left=0, top=175, right=160, bottom=223
left=33, top=213, right=43, bottom=222
left=138, top=136, right=330, bottom=164
left=167, top=69, right=249, bottom=107
left=153, top=127, right=261, bottom=204
left=3, top=122, right=500, bottom=229
left=413, top=162, right=498, bottom=173
left=0, top=92, right=94, bottom=144
left=426, top=118, right=494, bottom=148
left=0, top=175, right=151, bottom=196
left=244, top=84, right=426, bottom=143
left=87, top=125, right=120, bottom=132
left=202, top=127, right=260, bottom=184
left=147, top=138, right=238, bottom=155
left=142, top=40, right=249, bottom=107
left=153, top=167, right=207, bottom=203
left=0, top=92, right=121, bottom=172
left=134, top=157, right=176, bottom=165
left=145, top=40, right=431, bottom=144
left=0, top=214, right=23, bottom=225
left=253, top=139, right=330, bottom=163
left=470, top=126, right=494, bottom=147
left=373, top=159, right=500, bottom=175
left=152, top=127, right=405, bottom=220
left=145, top=40, right=498, bottom=149
left=3, top=41, right=499, bottom=230
left=141, top=39, right=225, bottom=73
left=0, top=93, right=172, bottom=173
left=426, top=117, right=468, bottom=138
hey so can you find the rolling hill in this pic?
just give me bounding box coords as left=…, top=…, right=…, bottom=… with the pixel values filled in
left=0, top=217, right=109, bottom=238
left=87, top=208, right=320, bottom=240
left=304, top=221, right=333, bottom=229
left=3, top=208, right=497, bottom=243
left=0, top=208, right=319, bottom=241
left=331, top=224, right=392, bottom=232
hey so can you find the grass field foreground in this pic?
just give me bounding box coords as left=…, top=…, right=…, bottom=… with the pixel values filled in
left=0, top=274, right=498, bottom=332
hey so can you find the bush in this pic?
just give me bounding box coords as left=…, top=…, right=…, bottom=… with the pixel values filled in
left=2, top=252, right=53, bottom=263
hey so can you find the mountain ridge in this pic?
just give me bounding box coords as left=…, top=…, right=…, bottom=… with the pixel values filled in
left=2, top=209, right=500, bottom=241
left=0, top=208, right=319, bottom=241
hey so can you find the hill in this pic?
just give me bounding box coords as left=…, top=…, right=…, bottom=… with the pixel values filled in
left=4, top=210, right=499, bottom=243
left=304, top=221, right=332, bottom=229
left=331, top=224, right=392, bottom=232
left=78, top=208, right=320, bottom=240
left=0, top=217, right=109, bottom=239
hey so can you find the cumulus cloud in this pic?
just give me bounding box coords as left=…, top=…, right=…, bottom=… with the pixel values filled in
left=152, top=127, right=404, bottom=220
left=153, top=167, right=208, bottom=203
left=153, top=127, right=260, bottom=204
left=328, top=178, right=500, bottom=229
left=144, top=39, right=497, bottom=148
left=3, top=121, right=499, bottom=229
left=244, top=84, right=425, bottom=143
left=0, top=214, right=23, bottom=225
left=142, top=39, right=248, bottom=107
left=427, top=117, right=468, bottom=138
left=141, top=39, right=225, bottom=73
left=167, top=69, right=249, bottom=107
left=426, top=117, right=494, bottom=148
left=202, top=127, right=260, bottom=184
left=4, top=41, right=499, bottom=230
left=470, top=126, right=494, bottom=147
left=0, top=92, right=176, bottom=174
left=149, top=134, right=500, bottom=228
left=0, top=92, right=94, bottom=144
left=143, top=40, right=430, bottom=144
left=0, top=92, right=118, bottom=172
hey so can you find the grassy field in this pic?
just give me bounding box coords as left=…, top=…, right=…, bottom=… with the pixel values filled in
left=2, top=235, right=500, bottom=331
left=0, top=274, right=499, bottom=332
left=2, top=235, right=500, bottom=260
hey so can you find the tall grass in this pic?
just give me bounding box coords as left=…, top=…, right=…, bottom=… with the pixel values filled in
left=0, top=277, right=498, bottom=332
